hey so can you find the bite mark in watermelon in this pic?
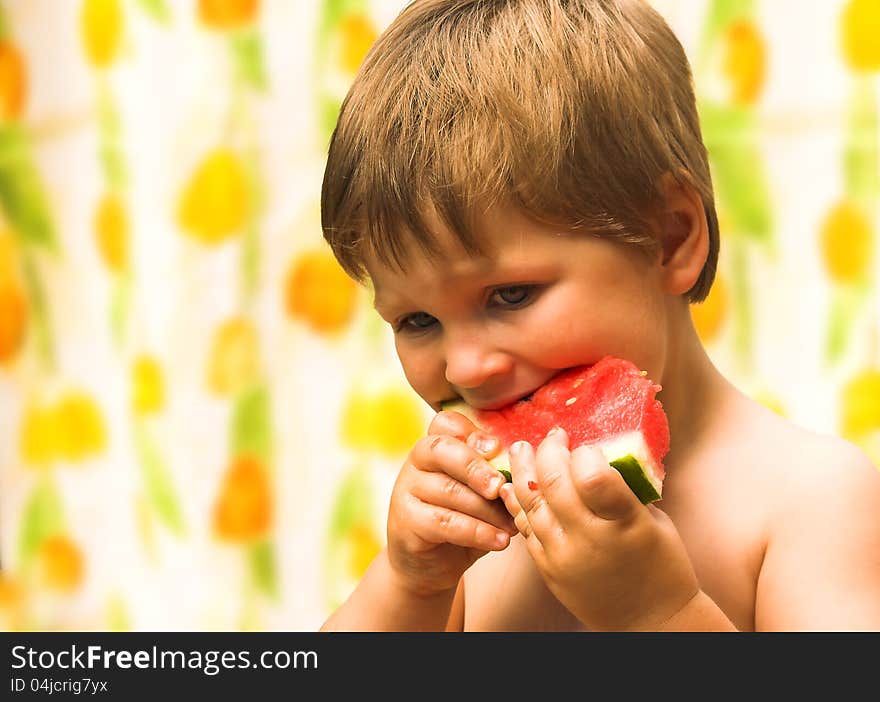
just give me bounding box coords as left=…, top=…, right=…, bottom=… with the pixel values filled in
left=441, top=356, right=669, bottom=504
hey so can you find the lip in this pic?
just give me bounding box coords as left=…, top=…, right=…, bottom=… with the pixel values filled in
left=454, top=367, right=575, bottom=411
left=460, top=388, right=538, bottom=411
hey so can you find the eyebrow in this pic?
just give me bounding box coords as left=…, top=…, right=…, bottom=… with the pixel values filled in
left=371, top=258, right=556, bottom=317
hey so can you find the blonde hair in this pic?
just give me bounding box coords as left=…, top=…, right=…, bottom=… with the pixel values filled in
left=322, top=0, right=719, bottom=301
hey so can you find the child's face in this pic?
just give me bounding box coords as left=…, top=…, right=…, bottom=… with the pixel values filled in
left=367, top=206, right=670, bottom=412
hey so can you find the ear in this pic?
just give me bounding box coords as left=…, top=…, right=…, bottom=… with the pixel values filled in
left=654, top=172, right=709, bottom=296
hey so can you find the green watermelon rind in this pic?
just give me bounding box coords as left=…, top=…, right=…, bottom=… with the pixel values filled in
left=488, top=447, right=662, bottom=504
left=607, top=455, right=662, bottom=504
left=595, top=430, right=664, bottom=504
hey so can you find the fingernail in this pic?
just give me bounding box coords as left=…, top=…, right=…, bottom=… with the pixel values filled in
left=510, top=440, right=529, bottom=456
left=488, top=474, right=504, bottom=495
left=469, top=433, right=498, bottom=455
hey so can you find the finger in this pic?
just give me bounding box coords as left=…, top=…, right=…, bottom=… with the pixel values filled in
left=427, top=410, right=477, bottom=440
left=533, top=427, right=584, bottom=528
left=510, top=440, right=559, bottom=544
left=498, top=482, right=521, bottom=520
left=512, top=503, right=534, bottom=541
left=570, top=444, right=642, bottom=521
left=411, top=472, right=517, bottom=535
left=410, top=500, right=511, bottom=551
left=498, top=483, right=530, bottom=536
left=412, top=434, right=506, bottom=500
left=465, top=430, right=502, bottom=460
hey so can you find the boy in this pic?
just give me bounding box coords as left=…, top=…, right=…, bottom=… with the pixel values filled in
left=318, top=0, right=880, bottom=631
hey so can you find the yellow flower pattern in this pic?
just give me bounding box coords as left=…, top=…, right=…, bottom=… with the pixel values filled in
left=840, top=369, right=880, bottom=440
left=339, top=14, right=378, bottom=75
left=342, top=385, right=427, bottom=457
left=0, top=1, right=877, bottom=633
left=20, top=392, right=107, bottom=466
left=819, top=199, right=874, bottom=285
left=177, top=148, right=251, bottom=245
left=722, top=19, right=767, bottom=105
left=841, top=0, right=880, bottom=73
left=94, top=191, right=129, bottom=273
left=80, top=0, right=124, bottom=69
left=206, top=317, right=261, bottom=396
left=132, top=355, right=165, bottom=415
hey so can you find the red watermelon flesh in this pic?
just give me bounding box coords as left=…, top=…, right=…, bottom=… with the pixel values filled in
left=441, top=356, right=669, bottom=503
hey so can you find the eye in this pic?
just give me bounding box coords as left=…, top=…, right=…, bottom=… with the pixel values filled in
left=396, top=311, right=438, bottom=332
left=490, top=285, right=534, bottom=307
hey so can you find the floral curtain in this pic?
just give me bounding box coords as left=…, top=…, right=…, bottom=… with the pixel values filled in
left=0, top=0, right=877, bottom=631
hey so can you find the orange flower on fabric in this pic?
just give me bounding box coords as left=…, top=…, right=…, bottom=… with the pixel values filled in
left=80, top=0, right=124, bottom=68
left=339, top=14, right=378, bottom=75
left=94, top=191, right=128, bottom=273
left=0, top=232, right=27, bottom=364
left=0, top=277, right=27, bottom=364
left=177, top=148, right=250, bottom=245
left=841, top=0, right=880, bottom=72
left=0, top=572, right=26, bottom=630
left=206, top=317, right=261, bottom=396
left=198, top=0, right=260, bottom=30
left=819, top=200, right=874, bottom=285
left=132, top=355, right=165, bottom=415
left=0, top=39, right=27, bottom=121
left=691, top=272, right=728, bottom=344
left=36, top=535, right=85, bottom=593
left=722, top=19, right=767, bottom=105
left=213, top=455, right=272, bottom=542
left=284, top=249, right=358, bottom=334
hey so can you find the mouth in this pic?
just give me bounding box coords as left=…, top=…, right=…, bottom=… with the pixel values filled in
left=455, top=387, right=538, bottom=411
left=438, top=367, right=583, bottom=413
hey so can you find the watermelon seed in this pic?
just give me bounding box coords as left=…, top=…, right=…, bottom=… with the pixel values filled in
left=527, top=480, right=539, bottom=490
left=565, top=397, right=577, bottom=406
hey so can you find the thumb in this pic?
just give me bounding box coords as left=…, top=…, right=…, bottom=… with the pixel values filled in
left=570, top=445, right=642, bottom=521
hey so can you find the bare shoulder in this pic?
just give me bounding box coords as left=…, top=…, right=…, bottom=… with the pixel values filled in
left=756, top=408, right=879, bottom=504
left=745, top=406, right=880, bottom=630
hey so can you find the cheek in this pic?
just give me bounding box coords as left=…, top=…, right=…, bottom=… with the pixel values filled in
left=395, top=338, right=447, bottom=401
left=524, top=282, right=667, bottom=372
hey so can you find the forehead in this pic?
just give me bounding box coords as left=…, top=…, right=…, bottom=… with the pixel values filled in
left=367, top=205, right=567, bottom=309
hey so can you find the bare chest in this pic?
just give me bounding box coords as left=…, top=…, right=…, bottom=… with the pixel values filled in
left=464, top=469, right=767, bottom=632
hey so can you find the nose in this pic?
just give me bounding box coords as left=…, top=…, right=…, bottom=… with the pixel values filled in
left=443, top=329, right=513, bottom=390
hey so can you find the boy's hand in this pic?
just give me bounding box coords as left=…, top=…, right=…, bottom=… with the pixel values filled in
left=386, top=410, right=517, bottom=598
left=499, top=427, right=700, bottom=631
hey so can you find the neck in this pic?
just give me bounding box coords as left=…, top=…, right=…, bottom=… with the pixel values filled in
left=657, top=301, right=739, bottom=469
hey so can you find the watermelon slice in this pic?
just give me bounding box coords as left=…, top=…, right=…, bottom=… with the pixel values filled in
left=440, top=356, right=669, bottom=504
